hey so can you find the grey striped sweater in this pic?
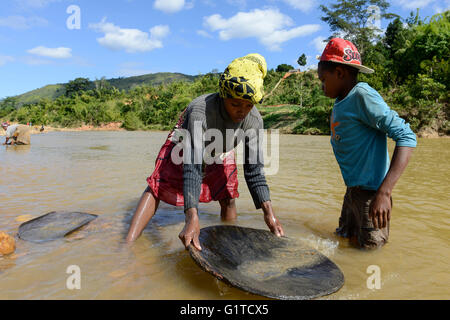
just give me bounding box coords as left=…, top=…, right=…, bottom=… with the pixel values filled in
left=181, top=93, right=270, bottom=211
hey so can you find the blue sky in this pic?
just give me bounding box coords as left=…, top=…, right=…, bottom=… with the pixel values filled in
left=0, top=0, right=448, bottom=99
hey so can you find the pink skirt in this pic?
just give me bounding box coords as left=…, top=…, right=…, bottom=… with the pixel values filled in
left=146, top=114, right=239, bottom=207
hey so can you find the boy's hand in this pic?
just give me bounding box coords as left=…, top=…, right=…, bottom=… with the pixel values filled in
left=179, top=208, right=202, bottom=251
left=369, top=146, right=414, bottom=230
left=261, top=201, right=285, bottom=237
left=369, top=191, right=391, bottom=229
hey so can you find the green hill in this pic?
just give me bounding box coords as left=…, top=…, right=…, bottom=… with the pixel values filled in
left=107, top=72, right=197, bottom=91
left=14, top=84, right=66, bottom=106
left=11, top=72, right=198, bottom=107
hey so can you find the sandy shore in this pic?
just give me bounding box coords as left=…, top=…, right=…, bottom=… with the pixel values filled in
left=0, top=122, right=125, bottom=136
left=1, top=121, right=447, bottom=138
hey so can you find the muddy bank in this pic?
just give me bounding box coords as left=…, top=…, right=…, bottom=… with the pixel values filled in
left=1, top=121, right=447, bottom=138
left=0, top=122, right=125, bottom=136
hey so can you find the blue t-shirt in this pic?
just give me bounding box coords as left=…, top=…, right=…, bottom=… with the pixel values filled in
left=330, top=82, right=417, bottom=190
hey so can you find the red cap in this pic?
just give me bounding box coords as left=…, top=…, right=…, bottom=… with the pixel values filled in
left=318, top=38, right=374, bottom=74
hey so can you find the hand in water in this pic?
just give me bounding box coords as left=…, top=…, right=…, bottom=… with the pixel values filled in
left=261, top=201, right=284, bottom=237
left=178, top=210, right=202, bottom=251
left=264, top=212, right=285, bottom=237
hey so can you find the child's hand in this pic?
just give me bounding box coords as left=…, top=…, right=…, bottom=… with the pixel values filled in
left=179, top=209, right=202, bottom=251
left=261, top=201, right=285, bottom=237
left=369, top=192, right=391, bottom=229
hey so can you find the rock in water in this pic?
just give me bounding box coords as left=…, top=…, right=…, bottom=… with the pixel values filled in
left=18, top=211, right=98, bottom=243
left=189, top=225, right=345, bottom=300
left=0, top=232, right=16, bottom=255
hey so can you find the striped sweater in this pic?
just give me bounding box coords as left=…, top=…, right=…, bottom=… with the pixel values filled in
left=181, top=93, right=270, bottom=211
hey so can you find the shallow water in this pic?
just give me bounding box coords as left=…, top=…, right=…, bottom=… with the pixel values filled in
left=0, top=131, right=448, bottom=299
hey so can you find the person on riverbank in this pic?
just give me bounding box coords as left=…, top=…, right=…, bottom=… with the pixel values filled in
left=126, top=54, right=284, bottom=249
left=317, top=38, right=417, bottom=249
left=1, top=122, right=31, bottom=145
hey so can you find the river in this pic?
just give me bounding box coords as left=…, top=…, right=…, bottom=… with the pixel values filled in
left=0, top=131, right=448, bottom=299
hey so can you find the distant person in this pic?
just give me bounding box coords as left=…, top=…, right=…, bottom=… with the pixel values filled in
left=317, top=38, right=417, bottom=249
left=126, top=54, right=284, bottom=249
left=40, top=125, right=45, bottom=132
left=1, top=122, right=31, bottom=145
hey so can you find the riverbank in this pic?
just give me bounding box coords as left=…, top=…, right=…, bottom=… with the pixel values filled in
left=1, top=118, right=447, bottom=138
left=0, top=122, right=125, bottom=136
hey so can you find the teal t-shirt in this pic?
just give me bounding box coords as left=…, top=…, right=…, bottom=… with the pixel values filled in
left=330, top=82, right=417, bottom=190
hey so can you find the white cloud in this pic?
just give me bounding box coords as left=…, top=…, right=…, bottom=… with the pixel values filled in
left=150, top=25, right=171, bottom=39
left=311, top=36, right=327, bottom=54
left=396, top=0, right=436, bottom=9
left=0, top=15, right=48, bottom=30
left=27, top=46, right=72, bottom=59
left=89, top=19, right=170, bottom=53
left=153, top=0, right=192, bottom=13
left=197, top=30, right=213, bottom=38
left=203, top=8, right=320, bottom=51
left=433, top=0, right=450, bottom=12
left=0, top=55, right=15, bottom=66
left=281, top=0, right=315, bottom=12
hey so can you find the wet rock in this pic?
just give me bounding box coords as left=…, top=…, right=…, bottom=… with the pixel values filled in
left=0, top=232, right=16, bottom=256
left=18, top=211, right=98, bottom=243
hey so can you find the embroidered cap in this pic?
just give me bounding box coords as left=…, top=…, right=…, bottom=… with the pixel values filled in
left=318, top=38, right=374, bottom=74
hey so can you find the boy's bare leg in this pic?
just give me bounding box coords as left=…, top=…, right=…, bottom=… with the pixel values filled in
left=126, top=186, right=160, bottom=242
left=219, top=198, right=237, bottom=221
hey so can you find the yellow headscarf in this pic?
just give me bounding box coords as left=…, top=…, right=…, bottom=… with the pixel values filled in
left=219, top=53, right=267, bottom=105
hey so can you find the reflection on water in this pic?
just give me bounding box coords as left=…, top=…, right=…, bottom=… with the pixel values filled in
left=5, top=145, right=31, bottom=154
left=0, top=131, right=449, bottom=299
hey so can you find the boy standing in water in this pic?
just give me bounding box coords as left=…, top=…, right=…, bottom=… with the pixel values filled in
left=317, top=38, right=417, bottom=249
left=126, top=54, right=284, bottom=249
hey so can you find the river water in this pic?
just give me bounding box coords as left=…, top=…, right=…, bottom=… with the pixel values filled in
left=0, top=131, right=448, bottom=299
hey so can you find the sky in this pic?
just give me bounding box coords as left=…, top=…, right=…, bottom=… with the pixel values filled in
left=0, top=0, right=448, bottom=99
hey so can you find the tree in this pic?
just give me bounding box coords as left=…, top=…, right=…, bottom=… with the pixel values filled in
left=297, top=54, right=307, bottom=107
left=397, top=11, right=449, bottom=82
left=65, top=77, right=92, bottom=97
left=297, top=54, right=307, bottom=69
left=0, top=97, right=18, bottom=118
left=384, top=17, right=404, bottom=56
left=276, top=64, right=294, bottom=73
left=320, top=0, right=397, bottom=57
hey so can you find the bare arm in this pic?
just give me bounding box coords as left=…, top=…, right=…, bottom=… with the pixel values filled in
left=370, top=146, right=414, bottom=229
left=178, top=208, right=202, bottom=250
left=261, top=201, right=284, bottom=237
